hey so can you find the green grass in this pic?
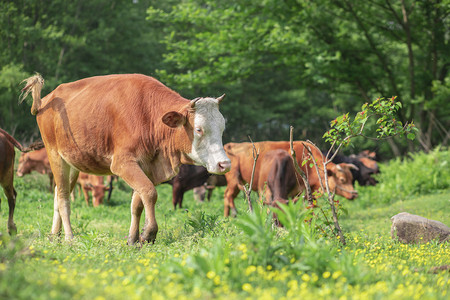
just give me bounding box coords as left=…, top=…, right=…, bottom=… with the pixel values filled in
left=0, top=150, right=449, bottom=299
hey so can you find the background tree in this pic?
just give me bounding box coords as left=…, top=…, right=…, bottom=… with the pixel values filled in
left=1, top=0, right=448, bottom=158
left=147, top=0, right=449, bottom=156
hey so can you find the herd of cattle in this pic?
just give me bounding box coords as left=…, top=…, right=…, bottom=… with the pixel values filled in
left=0, top=73, right=379, bottom=243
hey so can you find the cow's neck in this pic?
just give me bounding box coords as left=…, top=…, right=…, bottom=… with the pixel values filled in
left=141, top=127, right=193, bottom=185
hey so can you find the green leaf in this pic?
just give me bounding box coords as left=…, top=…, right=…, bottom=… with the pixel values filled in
left=407, top=133, right=416, bottom=140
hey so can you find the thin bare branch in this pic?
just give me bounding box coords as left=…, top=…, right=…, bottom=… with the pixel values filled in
left=289, top=126, right=313, bottom=203
left=243, top=135, right=259, bottom=213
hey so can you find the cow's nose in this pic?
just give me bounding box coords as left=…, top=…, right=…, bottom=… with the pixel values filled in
left=16, top=171, right=23, bottom=177
left=351, top=191, right=359, bottom=199
left=218, top=160, right=231, bottom=173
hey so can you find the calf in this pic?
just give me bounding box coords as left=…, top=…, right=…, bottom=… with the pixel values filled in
left=223, top=141, right=358, bottom=217
left=76, top=173, right=110, bottom=207
left=193, top=174, right=227, bottom=202
left=16, top=148, right=54, bottom=191
left=0, top=128, right=43, bottom=234
left=21, top=73, right=230, bottom=244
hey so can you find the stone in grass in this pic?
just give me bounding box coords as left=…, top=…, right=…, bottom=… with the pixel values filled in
left=391, top=212, right=450, bottom=244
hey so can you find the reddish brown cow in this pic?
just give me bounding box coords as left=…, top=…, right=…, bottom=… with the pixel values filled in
left=76, top=173, right=109, bottom=207
left=223, top=141, right=358, bottom=217
left=259, top=149, right=357, bottom=207
left=21, top=73, right=230, bottom=244
left=0, top=128, right=43, bottom=234
left=16, top=148, right=54, bottom=190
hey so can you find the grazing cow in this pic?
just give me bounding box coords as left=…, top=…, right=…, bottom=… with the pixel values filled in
left=259, top=149, right=357, bottom=207
left=21, top=73, right=230, bottom=244
left=223, top=141, right=358, bottom=217
left=76, top=173, right=110, bottom=207
left=330, top=153, right=378, bottom=186
left=16, top=148, right=54, bottom=191
left=0, top=128, right=43, bottom=235
left=165, top=165, right=211, bottom=209
left=193, top=174, right=227, bottom=202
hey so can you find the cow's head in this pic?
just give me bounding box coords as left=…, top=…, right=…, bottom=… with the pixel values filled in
left=85, top=183, right=109, bottom=207
left=327, top=163, right=358, bottom=200
left=16, top=153, right=31, bottom=177
left=162, top=94, right=231, bottom=174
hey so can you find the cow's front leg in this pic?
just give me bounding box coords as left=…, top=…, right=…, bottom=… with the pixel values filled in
left=111, top=157, right=158, bottom=245
left=128, top=191, right=144, bottom=244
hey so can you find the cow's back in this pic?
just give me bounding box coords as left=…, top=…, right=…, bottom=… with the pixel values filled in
left=36, top=74, right=187, bottom=175
left=225, top=141, right=323, bottom=191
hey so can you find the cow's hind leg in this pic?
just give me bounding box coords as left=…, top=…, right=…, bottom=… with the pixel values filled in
left=51, top=169, right=78, bottom=237
left=3, top=184, right=17, bottom=235
left=111, top=158, right=157, bottom=245
left=49, top=158, right=74, bottom=240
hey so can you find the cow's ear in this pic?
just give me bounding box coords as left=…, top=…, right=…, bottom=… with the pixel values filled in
left=326, top=163, right=336, bottom=177
left=162, top=111, right=186, bottom=128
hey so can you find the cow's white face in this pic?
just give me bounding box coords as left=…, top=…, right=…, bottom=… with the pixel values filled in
left=187, top=97, right=231, bottom=174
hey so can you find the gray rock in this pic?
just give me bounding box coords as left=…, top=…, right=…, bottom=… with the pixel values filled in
left=391, top=212, right=450, bottom=244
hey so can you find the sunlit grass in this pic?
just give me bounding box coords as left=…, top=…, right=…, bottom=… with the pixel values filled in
left=0, top=150, right=449, bottom=299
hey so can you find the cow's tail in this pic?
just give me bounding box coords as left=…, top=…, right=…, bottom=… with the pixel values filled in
left=0, top=128, right=44, bottom=153
left=20, top=73, right=44, bottom=116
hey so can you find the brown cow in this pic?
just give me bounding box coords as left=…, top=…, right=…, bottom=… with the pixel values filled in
left=76, top=173, right=109, bottom=207
left=16, top=148, right=54, bottom=191
left=0, top=128, right=43, bottom=234
left=223, top=141, right=358, bottom=217
left=259, top=149, right=358, bottom=207
left=21, top=73, right=230, bottom=244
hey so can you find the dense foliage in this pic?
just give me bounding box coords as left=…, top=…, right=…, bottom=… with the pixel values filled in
left=0, top=0, right=448, bottom=158
left=0, top=149, right=449, bottom=299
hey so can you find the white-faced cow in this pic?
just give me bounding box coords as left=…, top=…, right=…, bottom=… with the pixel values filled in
left=21, top=73, right=231, bottom=244
left=0, top=128, right=43, bottom=235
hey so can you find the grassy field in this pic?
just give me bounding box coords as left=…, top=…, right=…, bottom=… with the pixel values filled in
left=0, top=149, right=449, bottom=299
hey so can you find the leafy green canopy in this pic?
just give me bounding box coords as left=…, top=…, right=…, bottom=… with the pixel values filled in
left=148, top=0, right=449, bottom=155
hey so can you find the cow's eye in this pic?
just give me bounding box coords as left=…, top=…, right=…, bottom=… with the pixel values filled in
left=195, top=127, right=203, bottom=135
left=340, top=178, right=345, bottom=183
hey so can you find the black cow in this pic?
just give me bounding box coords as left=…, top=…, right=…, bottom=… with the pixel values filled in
left=329, top=153, right=378, bottom=186
left=165, top=165, right=212, bottom=209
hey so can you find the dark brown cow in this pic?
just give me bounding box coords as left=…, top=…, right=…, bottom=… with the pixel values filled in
left=223, top=141, right=358, bottom=217
left=259, top=149, right=358, bottom=206
left=16, top=148, right=54, bottom=190
left=21, top=73, right=230, bottom=244
left=0, top=128, right=43, bottom=234
left=76, top=172, right=110, bottom=207
left=165, top=165, right=211, bottom=209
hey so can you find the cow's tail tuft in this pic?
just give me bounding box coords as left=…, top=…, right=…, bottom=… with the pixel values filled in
left=0, top=128, right=44, bottom=153
left=20, top=73, right=44, bottom=115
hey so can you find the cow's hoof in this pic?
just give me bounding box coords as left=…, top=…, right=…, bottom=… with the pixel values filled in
left=139, top=234, right=156, bottom=245
left=8, top=224, right=17, bottom=236
left=231, top=208, right=238, bottom=218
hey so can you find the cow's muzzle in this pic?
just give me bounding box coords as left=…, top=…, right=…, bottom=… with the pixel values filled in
left=217, top=160, right=231, bottom=174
